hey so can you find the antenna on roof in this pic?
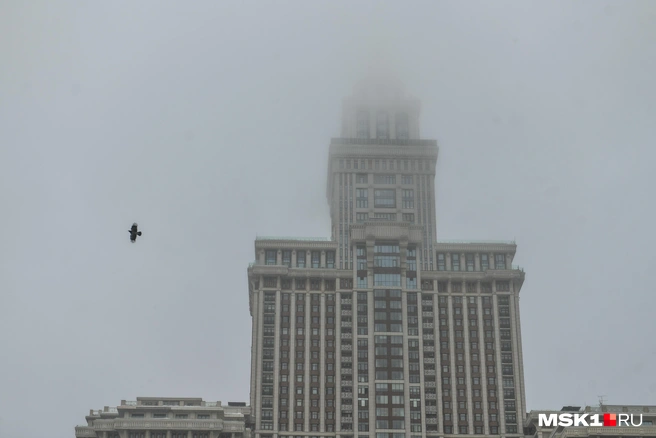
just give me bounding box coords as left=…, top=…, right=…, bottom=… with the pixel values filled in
left=598, top=395, right=606, bottom=408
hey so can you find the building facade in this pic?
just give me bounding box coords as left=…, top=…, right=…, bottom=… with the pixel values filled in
left=74, top=397, right=251, bottom=438
left=524, top=405, right=656, bottom=438
left=247, top=78, right=527, bottom=438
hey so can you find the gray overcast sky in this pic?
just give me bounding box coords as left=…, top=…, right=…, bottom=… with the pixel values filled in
left=1, top=1, right=655, bottom=437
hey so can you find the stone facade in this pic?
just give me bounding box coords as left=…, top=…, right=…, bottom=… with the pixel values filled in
left=74, top=398, right=251, bottom=438
left=247, top=77, right=527, bottom=438
left=524, top=405, right=656, bottom=438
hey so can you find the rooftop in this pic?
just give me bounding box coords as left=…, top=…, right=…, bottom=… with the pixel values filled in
left=256, top=235, right=332, bottom=242
left=436, top=239, right=516, bottom=245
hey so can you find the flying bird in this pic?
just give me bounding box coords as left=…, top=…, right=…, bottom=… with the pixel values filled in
left=128, top=223, right=143, bottom=243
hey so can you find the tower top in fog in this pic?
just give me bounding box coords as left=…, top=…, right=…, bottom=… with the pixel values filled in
left=341, top=78, right=421, bottom=140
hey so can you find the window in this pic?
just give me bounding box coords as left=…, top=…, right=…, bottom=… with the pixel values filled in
left=495, top=254, right=506, bottom=270
left=374, top=255, right=400, bottom=267
left=406, top=277, right=417, bottom=289
left=374, top=174, right=396, bottom=184
left=326, top=251, right=335, bottom=269
left=356, top=189, right=368, bottom=208
left=481, top=254, right=490, bottom=271
left=373, top=212, right=396, bottom=221
left=402, top=190, right=414, bottom=209
left=401, top=175, right=413, bottom=184
left=466, top=254, right=475, bottom=271
left=265, top=250, right=277, bottom=265
left=376, top=111, right=389, bottom=139
left=396, top=113, right=409, bottom=139
left=357, top=173, right=368, bottom=183
left=402, top=213, right=414, bottom=223
left=356, top=213, right=368, bottom=223
left=437, top=254, right=445, bottom=271
left=297, top=252, right=306, bottom=268
left=375, top=244, right=399, bottom=253
left=282, top=250, right=291, bottom=267
left=374, top=189, right=396, bottom=208
left=374, top=274, right=401, bottom=287
left=451, top=254, right=460, bottom=271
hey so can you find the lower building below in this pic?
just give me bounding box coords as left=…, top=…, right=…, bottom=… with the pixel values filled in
left=74, top=397, right=252, bottom=438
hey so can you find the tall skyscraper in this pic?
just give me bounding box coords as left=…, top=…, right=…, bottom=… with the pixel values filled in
left=247, top=77, right=527, bottom=438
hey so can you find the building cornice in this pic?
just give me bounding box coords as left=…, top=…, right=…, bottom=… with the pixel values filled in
left=247, top=265, right=351, bottom=279
left=330, top=137, right=437, bottom=147
left=328, top=143, right=438, bottom=160
left=254, top=240, right=338, bottom=250
left=434, top=241, right=517, bottom=253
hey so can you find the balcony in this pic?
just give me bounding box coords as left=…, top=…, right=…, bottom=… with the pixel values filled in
left=341, top=392, right=353, bottom=399
left=341, top=298, right=352, bottom=305
left=247, top=262, right=289, bottom=275
left=423, top=358, right=435, bottom=364
left=341, top=344, right=353, bottom=351
left=341, top=310, right=352, bottom=317
left=342, top=368, right=353, bottom=375
left=426, top=418, right=438, bottom=424
left=422, top=312, right=433, bottom=318
left=342, top=416, right=353, bottom=423
left=425, top=381, right=436, bottom=388
left=425, top=394, right=437, bottom=400
left=342, top=404, right=353, bottom=412
left=423, top=346, right=435, bottom=352
left=112, top=419, right=231, bottom=430
left=424, top=369, right=436, bottom=376
left=341, top=332, right=353, bottom=339
left=342, top=321, right=353, bottom=328
left=423, top=323, right=434, bottom=329
left=561, top=426, right=656, bottom=437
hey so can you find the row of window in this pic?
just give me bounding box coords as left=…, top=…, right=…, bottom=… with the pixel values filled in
left=128, top=434, right=199, bottom=438
left=339, top=158, right=431, bottom=173
left=129, top=413, right=210, bottom=419
left=260, top=427, right=522, bottom=437
left=356, top=212, right=415, bottom=222
left=355, top=174, right=415, bottom=185
left=263, top=295, right=512, bottom=317
left=261, top=251, right=512, bottom=274
left=438, top=253, right=508, bottom=271
left=355, top=188, right=414, bottom=209
left=356, top=110, right=408, bottom=140
left=265, top=250, right=336, bottom=268
left=262, top=278, right=511, bottom=293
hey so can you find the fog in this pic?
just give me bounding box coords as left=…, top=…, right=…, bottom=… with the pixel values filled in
left=1, top=1, right=655, bottom=437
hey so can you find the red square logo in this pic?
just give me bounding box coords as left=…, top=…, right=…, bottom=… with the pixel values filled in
left=604, top=413, right=617, bottom=427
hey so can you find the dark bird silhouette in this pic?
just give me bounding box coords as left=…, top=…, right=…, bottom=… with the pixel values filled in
left=128, top=222, right=143, bottom=243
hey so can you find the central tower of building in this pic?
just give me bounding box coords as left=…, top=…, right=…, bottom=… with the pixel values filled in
left=247, top=77, right=527, bottom=438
